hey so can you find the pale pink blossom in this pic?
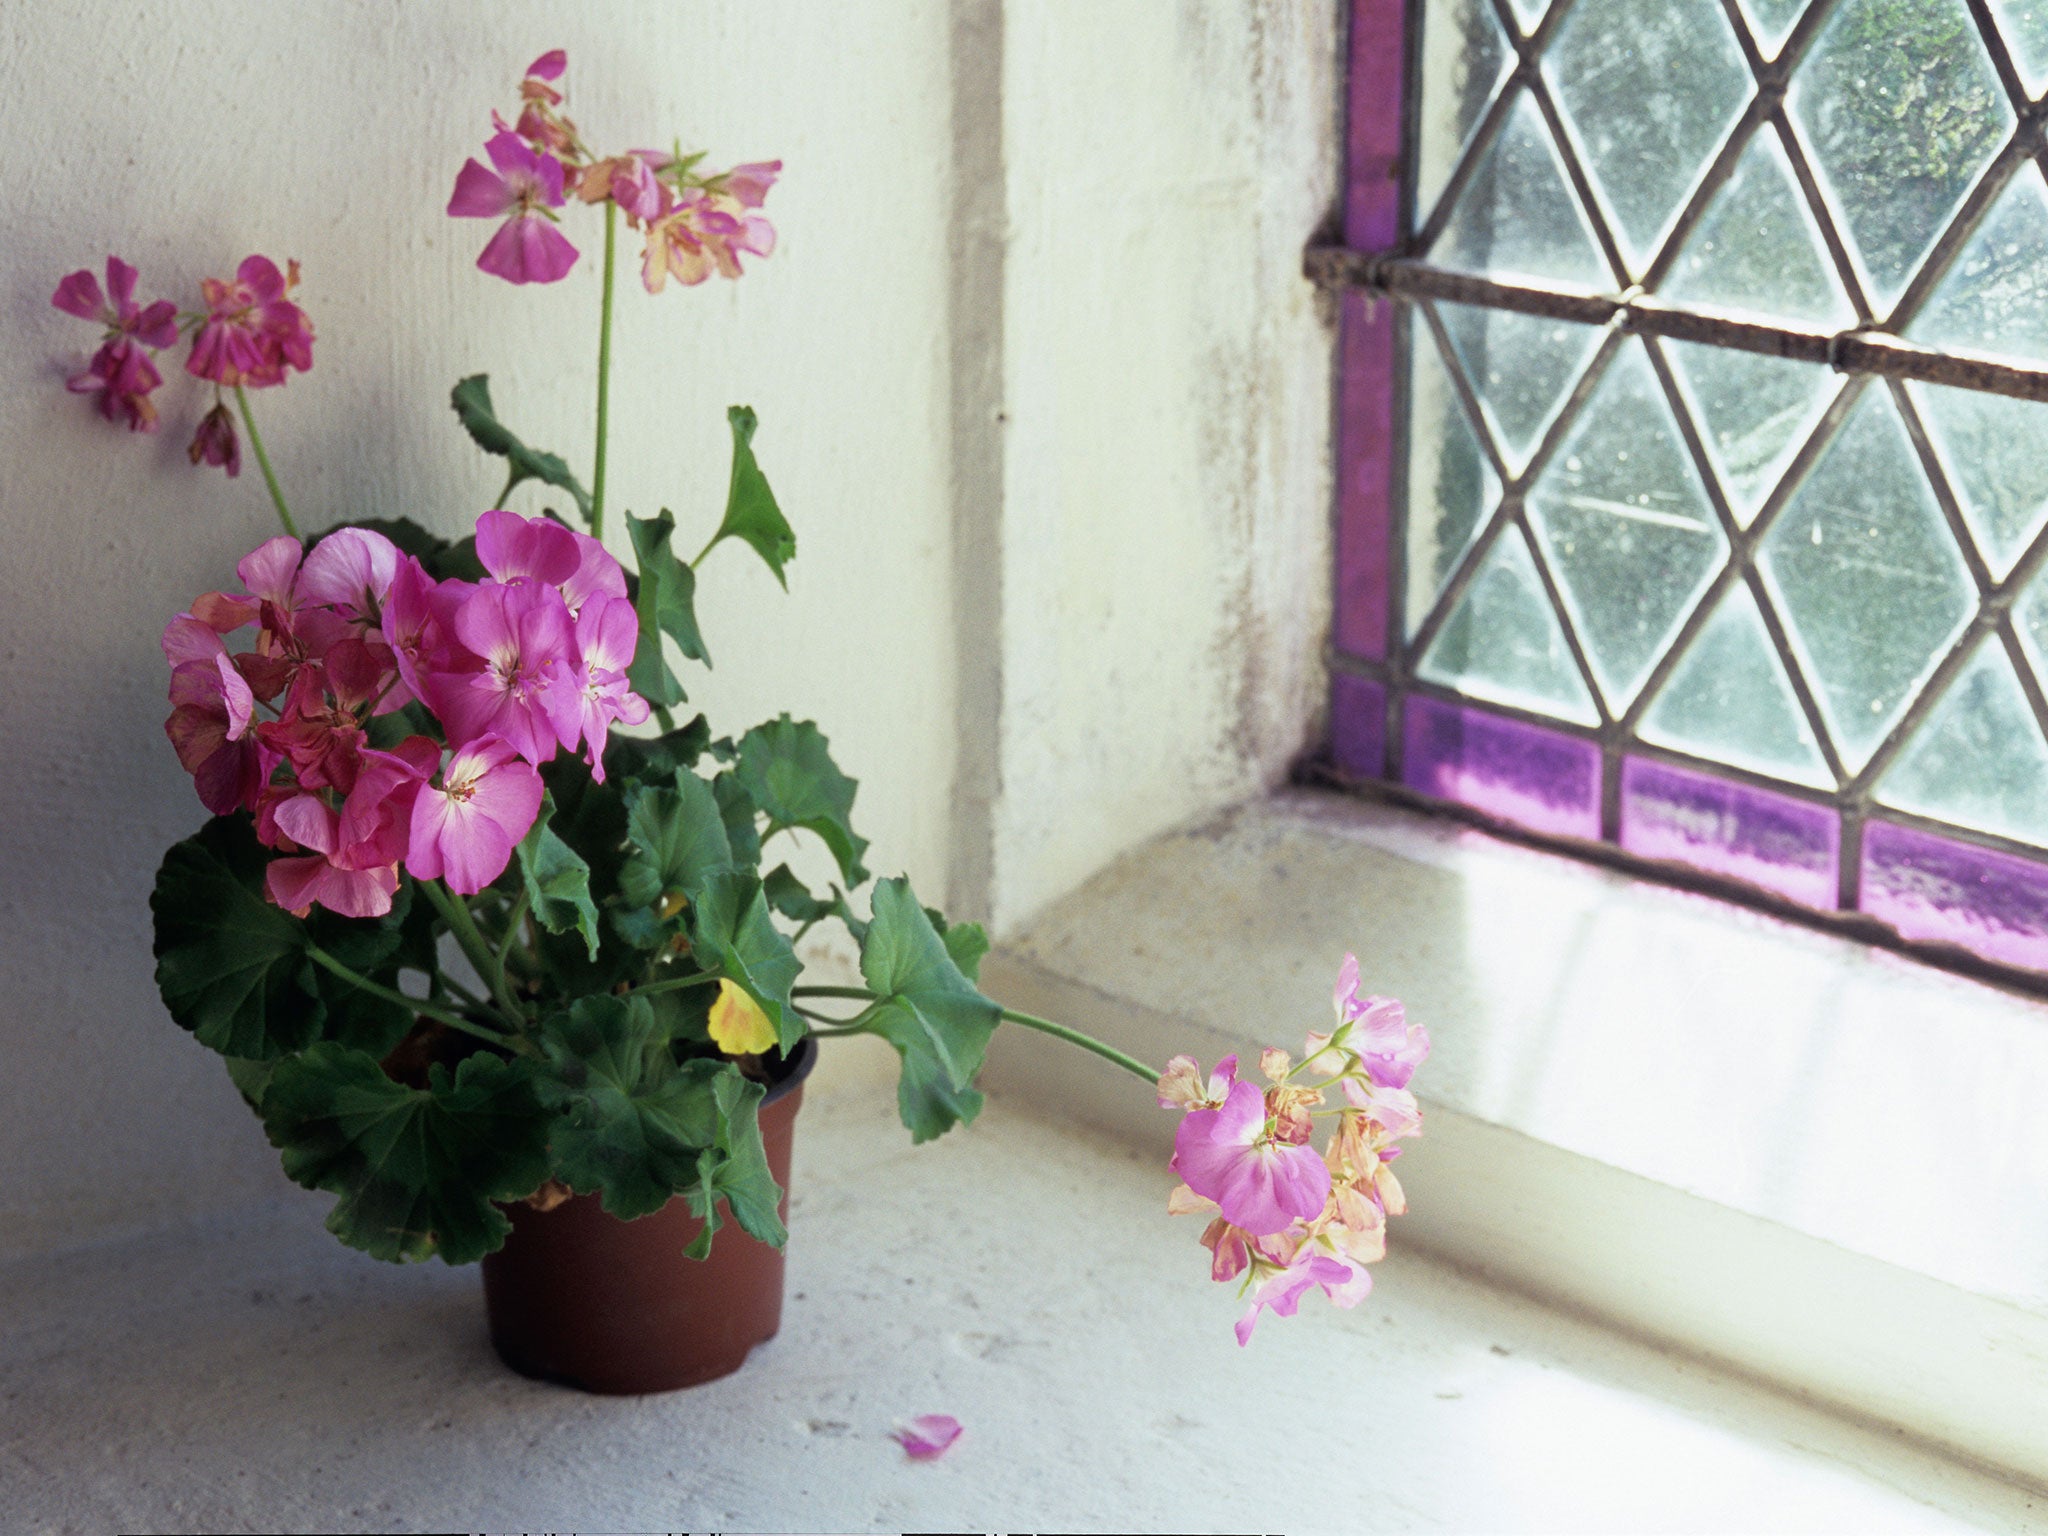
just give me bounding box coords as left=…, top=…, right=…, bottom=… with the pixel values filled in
left=1156, top=1052, right=1237, bottom=1110
left=297, top=527, right=400, bottom=624
left=640, top=188, right=775, bottom=292
left=1172, top=1078, right=1331, bottom=1237
left=1234, top=1248, right=1357, bottom=1346
left=406, top=735, right=544, bottom=894
left=449, top=131, right=578, bottom=285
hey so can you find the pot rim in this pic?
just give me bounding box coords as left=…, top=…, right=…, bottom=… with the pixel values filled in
left=760, top=1030, right=818, bottom=1107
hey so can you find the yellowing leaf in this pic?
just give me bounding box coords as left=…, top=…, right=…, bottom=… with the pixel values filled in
left=708, top=977, right=777, bottom=1056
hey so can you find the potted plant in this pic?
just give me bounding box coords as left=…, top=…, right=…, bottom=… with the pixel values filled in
left=54, top=50, right=1432, bottom=1395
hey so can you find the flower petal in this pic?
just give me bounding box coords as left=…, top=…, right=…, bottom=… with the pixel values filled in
left=892, top=1414, right=962, bottom=1461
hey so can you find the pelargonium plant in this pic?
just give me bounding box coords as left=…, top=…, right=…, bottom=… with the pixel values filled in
left=62, top=50, right=1427, bottom=1343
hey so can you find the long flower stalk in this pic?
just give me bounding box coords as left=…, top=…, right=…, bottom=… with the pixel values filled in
left=590, top=198, right=618, bottom=539
left=790, top=985, right=1161, bottom=1084
left=306, top=945, right=525, bottom=1054
left=233, top=384, right=297, bottom=538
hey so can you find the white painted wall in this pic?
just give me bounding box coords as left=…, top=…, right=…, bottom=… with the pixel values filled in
left=0, top=2, right=1344, bottom=1258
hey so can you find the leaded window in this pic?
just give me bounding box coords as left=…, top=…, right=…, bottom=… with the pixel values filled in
left=1324, top=0, right=2048, bottom=980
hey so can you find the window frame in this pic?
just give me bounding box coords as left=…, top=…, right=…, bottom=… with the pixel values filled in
left=1324, top=0, right=2048, bottom=997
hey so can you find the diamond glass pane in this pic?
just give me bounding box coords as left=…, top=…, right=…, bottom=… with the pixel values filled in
left=1544, top=0, right=1751, bottom=274
left=1908, top=163, right=2048, bottom=364
left=1414, top=0, right=1512, bottom=230
left=1989, top=0, right=2048, bottom=96
left=1437, top=302, right=1605, bottom=475
left=1639, top=584, right=1833, bottom=787
left=1667, top=344, right=1837, bottom=525
left=1662, top=127, right=1855, bottom=327
left=1758, top=386, right=1976, bottom=772
left=1878, top=637, right=2048, bottom=844
left=1430, top=89, right=1611, bottom=290
left=1906, top=382, right=2048, bottom=579
left=1404, top=322, right=1502, bottom=638
left=1738, top=0, right=1812, bottom=58
left=1417, top=525, right=1600, bottom=724
left=1525, top=340, right=1728, bottom=712
left=1787, top=0, right=2012, bottom=312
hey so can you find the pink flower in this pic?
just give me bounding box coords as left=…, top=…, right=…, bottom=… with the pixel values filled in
left=891, top=1415, right=962, bottom=1461
left=165, top=654, right=266, bottom=815
left=431, top=580, right=576, bottom=764
left=475, top=508, right=580, bottom=587
left=187, top=256, right=314, bottom=389
left=449, top=131, right=578, bottom=285
left=52, top=257, right=179, bottom=347
left=542, top=593, right=649, bottom=779
left=262, top=773, right=424, bottom=920
left=640, top=187, right=776, bottom=293
left=1172, top=1078, right=1331, bottom=1237
left=297, top=527, right=400, bottom=625
left=380, top=556, right=469, bottom=703
left=187, top=403, right=241, bottom=476
left=406, top=735, right=544, bottom=895
left=1340, top=1075, right=1423, bottom=1141
left=54, top=256, right=178, bottom=432
left=1351, top=996, right=1430, bottom=1091
left=1235, top=1248, right=1360, bottom=1347
left=718, top=160, right=782, bottom=208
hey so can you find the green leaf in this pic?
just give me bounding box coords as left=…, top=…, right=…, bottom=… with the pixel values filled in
left=262, top=1044, right=549, bottom=1265
left=605, top=714, right=712, bottom=786
left=681, top=1067, right=785, bottom=1256
left=449, top=374, right=593, bottom=525
left=940, top=919, right=990, bottom=985
left=762, top=864, right=835, bottom=925
left=619, top=773, right=734, bottom=912
left=733, top=715, right=870, bottom=885
left=517, top=793, right=601, bottom=960
left=533, top=995, right=724, bottom=1220
left=691, top=871, right=804, bottom=1051
left=714, top=771, right=763, bottom=866
left=153, top=818, right=318, bottom=1060
left=707, top=406, right=796, bottom=587
left=625, top=509, right=709, bottom=707
left=860, top=878, right=1001, bottom=1143
left=224, top=1055, right=276, bottom=1112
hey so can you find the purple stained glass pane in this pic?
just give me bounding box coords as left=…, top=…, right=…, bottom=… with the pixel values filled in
left=1861, top=820, right=2048, bottom=972
left=1620, top=757, right=1838, bottom=909
left=1336, top=292, right=1394, bottom=661
left=1403, top=695, right=1602, bottom=838
left=1331, top=673, right=1388, bottom=778
left=1335, top=0, right=1404, bottom=662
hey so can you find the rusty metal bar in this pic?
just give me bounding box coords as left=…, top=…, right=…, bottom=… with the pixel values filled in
left=1304, top=249, right=2048, bottom=404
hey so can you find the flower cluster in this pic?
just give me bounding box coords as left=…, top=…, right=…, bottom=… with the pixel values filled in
left=52, top=252, right=313, bottom=478
left=162, top=510, right=649, bottom=917
left=1160, top=954, right=1429, bottom=1344
left=448, top=50, right=780, bottom=290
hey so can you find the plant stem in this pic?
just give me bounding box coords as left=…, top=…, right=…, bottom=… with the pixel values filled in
left=494, top=466, right=519, bottom=510
left=590, top=197, right=618, bottom=540
left=234, top=385, right=298, bottom=539
left=420, top=880, right=527, bottom=1026
left=622, top=971, right=720, bottom=1000
left=997, top=1007, right=1162, bottom=1085
left=305, top=946, right=523, bottom=1054
left=493, top=890, right=531, bottom=1007
left=788, top=986, right=1163, bottom=1084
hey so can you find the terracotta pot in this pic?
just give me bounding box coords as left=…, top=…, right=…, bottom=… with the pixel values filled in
left=481, top=1035, right=818, bottom=1394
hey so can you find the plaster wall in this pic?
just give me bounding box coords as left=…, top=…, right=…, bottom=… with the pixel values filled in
left=0, top=0, right=1344, bottom=1258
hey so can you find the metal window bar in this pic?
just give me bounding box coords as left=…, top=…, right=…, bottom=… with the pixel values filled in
left=1323, top=0, right=2048, bottom=995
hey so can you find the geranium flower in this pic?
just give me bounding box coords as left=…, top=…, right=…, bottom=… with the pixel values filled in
left=187, top=402, right=241, bottom=476
left=431, top=580, right=576, bottom=764
left=406, top=735, right=544, bottom=895
left=187, top=256, right=314, bottom=389
left=164, top=654, right=265, bottom=816
left=52, top=256, right=177, bottom=432
left=1156, top=1052, right=1237, bottom=1110
left=542, top=593, right=649, bottom=779
left=1171, top=1077, right=1330, bottom=1237
left=449, top=130, right=578, bottom=285
left=1235, top=1247, right=1361, bottom=1346
left=297, top=526, right=400, bottom=625
left=474, top=508, right=581, bottom=587
left=640, top=186, right=776, bottom=293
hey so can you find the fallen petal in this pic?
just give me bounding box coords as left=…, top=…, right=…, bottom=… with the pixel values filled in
left=892, top=1414, right=962, bottom=1461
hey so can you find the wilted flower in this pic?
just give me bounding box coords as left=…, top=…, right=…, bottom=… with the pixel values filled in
left=187, top=402, right=241, bottom=477
left=52, top=256, right=178, bottom=431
